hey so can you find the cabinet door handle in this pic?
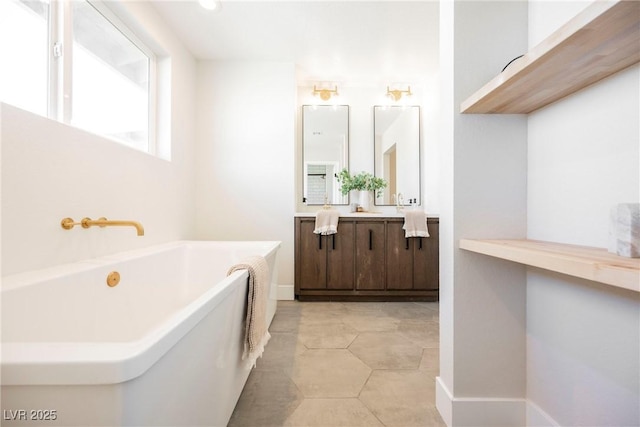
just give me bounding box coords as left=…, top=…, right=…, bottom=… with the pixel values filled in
left=332, top=234, right=336, bottom=250
left=369, top=229, right=373, bottom=250
left=318, top=234, right=322, bottom=250
left=419, top=237, right=423, bottom=250
left=405, top=238, right=410, bottom=250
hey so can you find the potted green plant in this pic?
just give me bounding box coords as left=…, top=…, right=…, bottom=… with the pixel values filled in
left=336, top=169, right=387, bottom=211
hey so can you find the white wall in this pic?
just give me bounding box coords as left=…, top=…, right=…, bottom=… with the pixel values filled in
left=526, top=1, right=640, bottom=425
left=437, top=1, right=529, bottom=425
left=1, top=2, right=197, bottom=277
left=195, top=61, right=296, bottom=293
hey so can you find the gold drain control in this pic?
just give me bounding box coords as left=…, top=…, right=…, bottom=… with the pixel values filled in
left=107, top=271, right=121, bottom=287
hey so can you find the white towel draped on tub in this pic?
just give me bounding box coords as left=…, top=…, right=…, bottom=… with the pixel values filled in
left=314, top=209, right=340, bottom=235
left=403, top=210, right=430, bottom=238
left=227, top=255, right=271, bottom=368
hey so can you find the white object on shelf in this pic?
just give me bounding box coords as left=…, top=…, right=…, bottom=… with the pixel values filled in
left=609, top=203, right=640, bottom=258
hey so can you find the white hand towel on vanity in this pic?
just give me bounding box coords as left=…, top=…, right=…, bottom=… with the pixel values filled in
left=314, top=209, right=340, bottom=235
left=403, top=210, right=430, bottom=238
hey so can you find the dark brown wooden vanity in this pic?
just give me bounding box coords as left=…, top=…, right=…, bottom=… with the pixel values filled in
left=294, top=215, right=439, bottom=301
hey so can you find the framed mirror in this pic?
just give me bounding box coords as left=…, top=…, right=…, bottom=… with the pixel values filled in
left=302, top=105, right=349, bottom=205
left=374, top=106, right=421, bottom=206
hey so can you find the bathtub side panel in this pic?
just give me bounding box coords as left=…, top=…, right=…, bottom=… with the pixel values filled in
left=121, top=274, right=250, bottom=426
left=1, top=384, right=123, bottom=426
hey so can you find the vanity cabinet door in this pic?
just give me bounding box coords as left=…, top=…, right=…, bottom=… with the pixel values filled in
left=413, top=221, right=439, bottom=290
left=386, top=221, right=413, bottom=290
left=298, top=220, right=327, bottom=289
left=327, top=221, right=355, bottom=290
left=355, top=222, right=385, bottom=290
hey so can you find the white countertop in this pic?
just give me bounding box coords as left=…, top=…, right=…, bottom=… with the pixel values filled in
left=295, top=211, right=439, bottom=219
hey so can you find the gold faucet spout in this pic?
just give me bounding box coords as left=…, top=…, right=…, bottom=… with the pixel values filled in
left=81, top=217, right=145, bottom=236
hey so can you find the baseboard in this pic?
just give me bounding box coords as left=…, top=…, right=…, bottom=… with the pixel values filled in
left=526, top=400, right=560, bottom=427
left=435, top=377, right=526, bottom=426
left=436, top=377, right=453, bottom=426
left=277, top=284, right=294, bottom=300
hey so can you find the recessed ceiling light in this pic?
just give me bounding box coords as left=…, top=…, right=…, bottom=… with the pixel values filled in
left=198, top=0, right=220, bottom=11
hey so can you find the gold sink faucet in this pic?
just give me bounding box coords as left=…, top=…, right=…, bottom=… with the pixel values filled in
left=61, top=217, right=144, bottom=236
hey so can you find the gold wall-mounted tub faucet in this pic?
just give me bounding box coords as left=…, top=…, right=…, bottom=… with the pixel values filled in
left=61, top=217, right=145, bottom=236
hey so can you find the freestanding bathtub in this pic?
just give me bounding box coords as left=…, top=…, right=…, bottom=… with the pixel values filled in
left=1, top=240, right=281, bottom=426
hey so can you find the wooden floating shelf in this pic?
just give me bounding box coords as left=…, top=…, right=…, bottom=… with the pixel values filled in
left=461, top=0, right=640, bottom=114
left=460, top=239, right=640, bottom=293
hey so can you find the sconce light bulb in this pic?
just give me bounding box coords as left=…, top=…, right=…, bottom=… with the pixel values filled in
left=199, top=0, right=220, bottom=11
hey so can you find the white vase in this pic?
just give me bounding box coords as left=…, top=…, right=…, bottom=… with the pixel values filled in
left=358, top=190, right=372, bottom=212
left=349, top=190, right=359, bottom=212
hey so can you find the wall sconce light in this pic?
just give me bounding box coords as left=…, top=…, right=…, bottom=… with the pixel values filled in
left=386, top=85, right=412, bottom=101
left=313, top=85, right=339, bottom=101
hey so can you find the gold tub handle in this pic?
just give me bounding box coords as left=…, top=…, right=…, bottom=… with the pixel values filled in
left=61, top=217, right=81, bottom=230
left=107, top=271, right=121, bottom=287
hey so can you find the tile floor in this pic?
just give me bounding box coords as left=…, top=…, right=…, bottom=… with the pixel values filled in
left=229, top=301, right=445, bottom=427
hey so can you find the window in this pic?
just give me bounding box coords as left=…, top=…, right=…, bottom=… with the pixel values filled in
left=71, top=1, right=151, bottom=151
left=0, top=0, right=50, bottom=116
left=0, top=0, right=155, bottom=153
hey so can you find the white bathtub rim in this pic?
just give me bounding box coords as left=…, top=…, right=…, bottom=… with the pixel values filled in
left=2, top=240, right=180, bottom=291
left=1, top=240, right=281, bottom=291
left=1, top=240, right=282, bottom=386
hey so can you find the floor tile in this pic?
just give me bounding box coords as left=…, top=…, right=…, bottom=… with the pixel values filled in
left=348, top=331, right=423, bottom=369
left=285, top=349, right=371, bottom=398
left=269, top=308, right=303, bottom=333
left=228, top=369, right=304, bottom=427
left=342, top=301, right=386, bottom=314
left=380, top=302, right=439, bottom=321
left=299, top=302, right=350, bottom=318
left=283, top=398, right=384, bottom=427
left=255, top=332, right=306, bottom=371
left=297, top=322, right=358, bottom=349
left=413, top=301, right=440, bottom=313
left=277, top=300, right=304, bottom=312
left=298, top=306, right=349, bottom=326
left=419, top=347, right=440, bottom=374
left=397, top=319, right=440, bottom=348
left=359, top=370, right=444, bottom=427
left=269, top=317, right=302, bottom=333
left=340, top=312, right=400, bottom=332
